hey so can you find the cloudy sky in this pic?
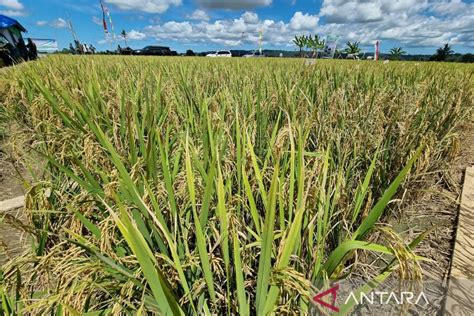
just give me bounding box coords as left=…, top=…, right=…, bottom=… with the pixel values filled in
left=1, top=0, right=473, bottom=54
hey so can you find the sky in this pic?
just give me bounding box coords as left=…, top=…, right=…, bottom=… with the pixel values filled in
left=1, top=0, right=474, bottom=54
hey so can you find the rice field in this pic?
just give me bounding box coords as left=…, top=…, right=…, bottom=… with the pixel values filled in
left=0, top=56, right=473, bottom=315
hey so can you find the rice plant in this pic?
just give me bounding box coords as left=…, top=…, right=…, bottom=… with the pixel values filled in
left=0, top=56, right=472, bottom=315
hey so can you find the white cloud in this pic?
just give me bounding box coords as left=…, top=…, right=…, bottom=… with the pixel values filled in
left=0, top=0, right=23, bottom=10
left=320, top=1, right=383, bottom=23
left=144, top=11, right=318, bottom=47
left=187, top=9, right=210, bottom=21
left=92, top=16, right=103, bottom=26
left=320, top=0, right=431, bottom=23
left=430, top=0, right=469, bottom=16
left=0, top=0, right=24, bottom=16
left=0, top=9, right=24, bottom=16
left=289, top=11, right=319, bottom=30
left=36, top=18, right=68, bottom=28
left=50, top=18, right=68, bottom=28
left=127, top=29, right=147, bottom=40
left=196, top=0, right=272, bottom=10
left=316, top=0, right=474, bottom=49
left=242, top=11, right=259, bottom=24
left=104, top=0, right=181, bottom=13
left=119, top=0, right=473, bottom=51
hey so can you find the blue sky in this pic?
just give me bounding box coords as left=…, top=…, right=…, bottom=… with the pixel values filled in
left=1, top=0, right=474, bottom=54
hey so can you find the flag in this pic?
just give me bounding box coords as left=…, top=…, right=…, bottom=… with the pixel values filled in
left=105, top=6, right=116, bottom=40
left=100, top=0, right=109, bottom=35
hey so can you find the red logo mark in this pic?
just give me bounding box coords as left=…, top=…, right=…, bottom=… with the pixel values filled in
left=313, top=284, right=340, bottom=312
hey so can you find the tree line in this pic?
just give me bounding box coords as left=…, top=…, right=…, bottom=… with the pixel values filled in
left=293, top=35, right=473, bottom=62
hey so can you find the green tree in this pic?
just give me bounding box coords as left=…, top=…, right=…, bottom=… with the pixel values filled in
left=301, top=35, right=310, bottom=57
left=431, top=43, right=454, bottom=61
left=389, top=47, right=406, bottom=60
left=307, top=34, right=325, bottom=58
left=305, top=35, right=313, bottom=55
left=293, top=35, right=307, bottom=57
left=345, top=41, right=361, bottom=55
left=461, top=53, right=474, bottom=63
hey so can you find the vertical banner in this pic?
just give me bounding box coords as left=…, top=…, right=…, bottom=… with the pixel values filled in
left=324, top=35, right=339, bottom=58
left=105, top=6, right=116, bottom=40
left=100, top=0, right=109, bottom=39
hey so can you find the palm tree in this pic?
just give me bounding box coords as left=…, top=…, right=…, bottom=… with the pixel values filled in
left=121, top=30, right=128, bottom=47
left=305, top=35, right=313, bottom=56
left=431, top=43, right=454, bottom=61
left=389, top=47, right=406, bottom=60
left=307, top=34, right=326, bottom=57
left=293, top=35, right=306, bottom=57
left=345, top=41, right=361, bottom=56
left=314, top=35, right=326, bottom=57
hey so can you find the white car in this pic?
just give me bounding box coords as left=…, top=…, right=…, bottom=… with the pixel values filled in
left=206, top=50, right=232, bottom=57
left=243, top=51, right=265, bottom=58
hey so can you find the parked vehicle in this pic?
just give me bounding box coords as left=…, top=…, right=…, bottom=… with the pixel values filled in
left=206, top=50, right=232, bottom=57
left=346, top=53, right=360, bottom=60
left=118, top=46, right=134, bottom=55
left=243, top=51, right=265, bottom=58
left=133, top=46, right=173, bottom=56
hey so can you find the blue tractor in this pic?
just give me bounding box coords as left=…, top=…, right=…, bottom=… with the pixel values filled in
left=0, top=14, right=30, bottom=66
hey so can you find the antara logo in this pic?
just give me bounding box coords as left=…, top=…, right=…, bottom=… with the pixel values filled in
left=312, top=283, right=430, bottom=313
left=312, top=284, right=340, bottom=312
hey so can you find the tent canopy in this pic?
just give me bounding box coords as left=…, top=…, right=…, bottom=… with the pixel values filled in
left=0, top=14, right=26, bottom=32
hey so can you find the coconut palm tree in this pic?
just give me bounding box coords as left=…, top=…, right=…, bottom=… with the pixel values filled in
left=309, top=35, right=325, bottom=58
left=431, top=43, right=454, bottom=61
left=293, top=35, right=306, bottom=57
left=306, top=34, right=326, bottom=57
left=389, top=47, right=406, bottom=60
left=305, top=35, right=313, bottom=56
left=345, top=41, right=362, bottom=56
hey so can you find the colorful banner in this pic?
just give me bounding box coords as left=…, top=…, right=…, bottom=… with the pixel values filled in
left=105, top=6, right=116, bottom=40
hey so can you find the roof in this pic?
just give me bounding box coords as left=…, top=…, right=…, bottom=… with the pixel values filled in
left=0, top=14, right=26, bottom=32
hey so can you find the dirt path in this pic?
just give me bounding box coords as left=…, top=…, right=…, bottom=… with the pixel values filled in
left=0, top=152, right=24, bottom=201
left=0, top=142, right=29, bottom=265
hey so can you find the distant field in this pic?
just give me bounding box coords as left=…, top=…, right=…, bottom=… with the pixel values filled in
left=0, top=56, right=473, bottom=314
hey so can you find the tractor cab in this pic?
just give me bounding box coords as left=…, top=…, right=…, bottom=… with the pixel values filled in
left=0, top=14, right=28, bottom=66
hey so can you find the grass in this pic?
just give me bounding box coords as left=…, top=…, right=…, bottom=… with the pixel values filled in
left=0, top=56, right=473, bottom=315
